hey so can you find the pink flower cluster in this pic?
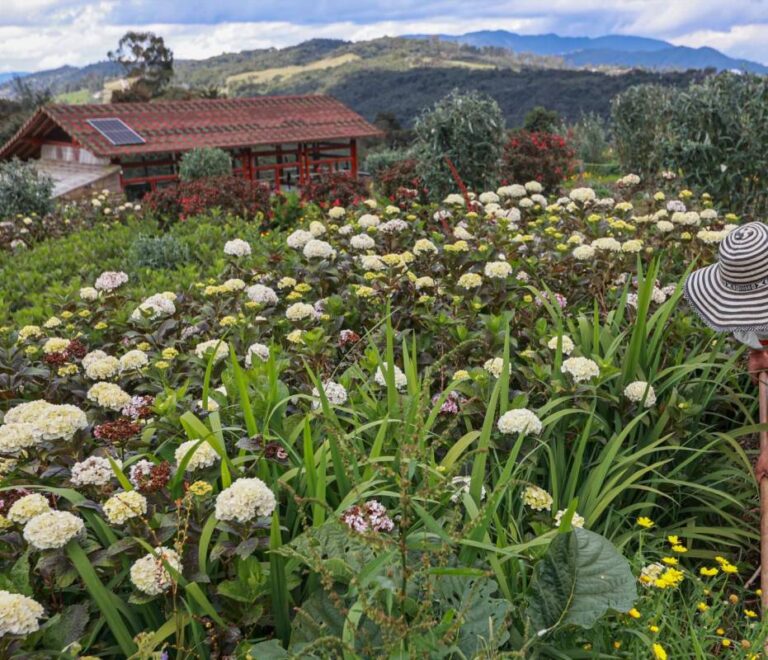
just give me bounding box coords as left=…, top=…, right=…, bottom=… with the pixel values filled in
left=341, top=500, right=394, bottom=533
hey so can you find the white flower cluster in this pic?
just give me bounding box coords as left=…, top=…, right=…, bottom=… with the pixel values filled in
left=484, top=261, right=512, bottom=279
left=0, top=423, right=43, bottom=452
left=0, top=590, right=45, bottom=636
left=561, top=357, right=600, bottom=383
left=285, top=302, right=316, bottom=321
left=245, top=284, right=278, bottom=306
left=79, top=286, right=99, bottom=301
left=194, top=339, right=229, bottom=362
left=497, top=409, right=543, bottom=436
left=591, top=237, right=622, bottom=252
left=413, top=239, right=437, bottom=255
left=215, top=477, right=277, bottom=523
left=374, top=362, right=407, bottom=391
left=547, top=335, right=575, bottom=354
left=23, top=510, right=84, bottom=549
left=350, top=234, right=375, bottom=250
left=311, top=380, right=348, bottom=409
left=71, top=456, right=118, bottom=486
left=245, top=342, right=270, bottom=367
left=84, top=352, right=119, bottom=380
left=119, top=349, right=149, bottom=372
left=223, top=238, right=251, bottom=257
left=103, top=490, right=148, bottom=525
left=8, top=494, right=51, bottom=523
left=130, top=547, right=182, bottom=595
left=483, top=357, right=507, bottom=378
left=623, top=381, right=657, bottom=407
left=87, top=382, right=132, bottom=410
left=131, top=293, right=176, bottom=321
left=357, top=213, right=381, bottom=229
left=572, top=245, right=596, bottom=260
left=522, top=485, right=553, bottom=511
left=569, top=188, right=596, bottom=203
left=287, top=229, right=314, bottom=249
left=175, top=440, right=220, bottom=471
left=4, top=400, right=87, bottom=441
left=555, top=509, right=585, bottom=528
left=94, top=271, right=128, bottom=291
left=303, top=239, right=336, bottom=260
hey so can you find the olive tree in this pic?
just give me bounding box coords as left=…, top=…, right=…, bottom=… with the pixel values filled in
left=178, top=147, right=232, bottom=182
left=0, top=158, right=54, bottom=218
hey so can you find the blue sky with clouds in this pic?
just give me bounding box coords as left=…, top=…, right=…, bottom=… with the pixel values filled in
left=1, top=0, right=767, bottom=72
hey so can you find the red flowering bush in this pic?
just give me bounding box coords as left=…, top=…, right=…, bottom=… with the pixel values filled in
left=301, top=171, right=367, bottom=208
left=501, top=130, right=575, bottom=190
left=144, top=176, right=271, bottom=224
left=377, top=159, right=429, bottom=206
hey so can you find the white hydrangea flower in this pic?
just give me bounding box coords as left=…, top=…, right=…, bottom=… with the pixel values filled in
left=303, top=239, right=336, bottom=260
left=42, top=337, right=69, bottom=354
left=569, top=188, right=596, bottom=203
left=131, top=294, right=176, bottom=321
left=555, top=509, right=585, bottom=528
left=374, top=362, right=407, bottom=391
left=175, top=440, right=220, bottom=472
left=7, top=494, right=51, bottom=524
left=87, top=382, right=132, bottom=411
left=103, top=491, right=148, bottom=525
left=547, top=335, right=575, bottom=355
left=624, top=381, right=657, bottom=407
left=194, top=340, right=229, bottom=362
left=443, top=194, right=465, bottom=206
left=621, top=240, right=643, bottom=254
left=119, top=350, right=149, bottom=372
left=215, top=477, right=277, bottom=523
left=246, top=284, right=278, bottom=305
left=4, top=401, right=87, bottom=440
left=484, top=261, right=512, bottom=279
left=525, top=180, right=544, bottom=193
left=415, top=276, right=435, bottom=290
left=130, top=547, right=182, bottom=595
left=309, top=220, right=327, bottom=237
left=483, top=357, right=508, bottom=378
left=328, top=206, right=346, bottom=219
left=245, top=342, right=270, bottom=367
left=286, top=229, right=314, bottom=249
left=71, top=456, right=118, bottom=486
left=359, top=255, right=386, bottom=271
left=497, top=409, right=543, bottom=436
left=561, top=357, right=600, bottom=383
left=311, top=380, right=348, bottom=409
left=497, top=184, right=526, bottom=198
left=350, top=234, right=375, bottom=250
left=0, top=591, right=45, bottom=636
left=94, top=271, right=128, bottom=291
left=79, top=286, right=99, bottom=301
left=285, top=302, right=316, bottom=321
left=85, top=356, right=120, bottom=380
left=223, top=239, right=251, bottom=257
left=522, top=485, right=553, bottom=511
left=413, top=239, right=438, bottom=256
left=479, top=191, right=500, bottom=204
left=357, top=214, right=381, bottom=229
left=457, top=273, right=482, bottom=289
left=23, top=510, right=84, bottom=549
left=656, top=220, right=674, bottom=233
left=591, top=237, right=622, bottom=252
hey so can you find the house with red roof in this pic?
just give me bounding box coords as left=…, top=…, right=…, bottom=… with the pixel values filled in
left=0, top=96, right=383, bottom=199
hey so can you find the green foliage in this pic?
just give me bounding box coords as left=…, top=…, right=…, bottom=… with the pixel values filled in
left=528, top=528, right=637, bottom=634
left=414, top=89, right=505, bottom=199
left=178, top=147, right=232, bottom=182
left=612, top=84, right=677, bottom=177
left=570, top=112, right=610, bottom=164
left=362, top=147, right=410, bottom=177
left=0, top=158, right=54, bottom=218
left=129, top=233, right=191, bottom=270
left=523, top=105, right=561, bottom=133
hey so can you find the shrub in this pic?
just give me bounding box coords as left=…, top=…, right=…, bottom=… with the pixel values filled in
left=300, top=171, right=367, bottom=207
left=663, top=73, right=768, bottom=216
left=376, top=158, right=429, bottom=204
left=0, top=158, right=54, bottom=218
left=570, top=113, right=610, bottom=164
left=129, top=233, right=191, bottom=270
left=144, top=176, right=271, bottom=223
left=178, top=147, right=232, bottom=182
left=414, top=89, right=505, bottom=199
left=363, top=148, right=410, bottom=178
left=612, top=84, right=678, bottom=177
left=500, top=130, right=575, bottom=189
left=523, top=106, right=561, bottom=133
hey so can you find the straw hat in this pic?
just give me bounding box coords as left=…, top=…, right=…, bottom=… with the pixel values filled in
left=685, top=222, right=768, bottom=332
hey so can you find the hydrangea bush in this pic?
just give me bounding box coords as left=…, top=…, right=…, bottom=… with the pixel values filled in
left=0, top=177, right=764, bottom=657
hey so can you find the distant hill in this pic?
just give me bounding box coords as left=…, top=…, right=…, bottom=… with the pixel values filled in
left=414, top=31, right=768, bottom=73
left=0, top=73, right=27, bottom=85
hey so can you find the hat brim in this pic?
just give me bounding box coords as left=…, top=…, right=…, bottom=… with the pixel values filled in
left=684, top=263, right=768, bottom=333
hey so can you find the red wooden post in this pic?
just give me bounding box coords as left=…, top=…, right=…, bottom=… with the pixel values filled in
left=350, top=138, right=358, bottom=178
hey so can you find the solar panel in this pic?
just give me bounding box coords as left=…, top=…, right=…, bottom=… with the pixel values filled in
left=87, top=118, right=145, bottom=146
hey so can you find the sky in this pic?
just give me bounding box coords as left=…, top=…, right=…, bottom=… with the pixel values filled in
left=1, top=0, right=768, bottom=73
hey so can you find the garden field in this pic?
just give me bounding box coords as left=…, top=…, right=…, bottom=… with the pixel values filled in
left=0, top=174, right=766, bottom=659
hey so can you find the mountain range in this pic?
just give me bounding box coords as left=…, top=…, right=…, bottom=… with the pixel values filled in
left=415, top=31, right=768, bottom=73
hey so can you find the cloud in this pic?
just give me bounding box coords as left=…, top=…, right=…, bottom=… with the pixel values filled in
left=1, top=0, right=767, bottom=72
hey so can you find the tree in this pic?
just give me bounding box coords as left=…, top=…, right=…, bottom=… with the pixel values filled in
left=0, top=158, right=54, bottom=218
left=523, top=106, right=561, bottom=133
left=108, top=32, right=174, bottom=101
left=413, top=89, right=505, bottom=200
left=178, top=148, right=232, bottom=182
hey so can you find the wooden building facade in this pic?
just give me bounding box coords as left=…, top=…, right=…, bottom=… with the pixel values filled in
left=0, top=96, right=382, bottom=199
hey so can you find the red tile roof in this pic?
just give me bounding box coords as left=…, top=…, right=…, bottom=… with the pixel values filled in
left=0, top=95, right=383, bottom=159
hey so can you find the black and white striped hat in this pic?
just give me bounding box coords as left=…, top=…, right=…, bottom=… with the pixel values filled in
left=685, top=222, right=768, bottom=332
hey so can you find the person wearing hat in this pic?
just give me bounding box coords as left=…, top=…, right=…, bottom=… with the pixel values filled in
left=685, top=221, right=768, bottom=479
